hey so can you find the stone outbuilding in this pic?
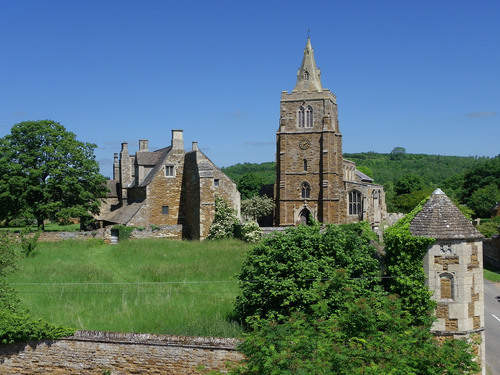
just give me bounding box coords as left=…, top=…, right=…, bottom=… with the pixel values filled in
left=274, top=38, right=386, bottom=229
left=410, top=188, right=485, bottom=374
left=98, top=130, right=240, bottom=240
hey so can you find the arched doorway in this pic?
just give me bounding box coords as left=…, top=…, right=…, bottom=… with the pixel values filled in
left=299, top=208, right=311, bottom=225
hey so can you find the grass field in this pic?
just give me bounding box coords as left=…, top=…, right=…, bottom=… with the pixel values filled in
left=7, top=239, right=250, bottom=337
left=484, top=268, right=500, bottom=283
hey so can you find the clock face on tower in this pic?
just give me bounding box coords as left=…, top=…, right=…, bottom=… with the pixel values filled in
left=299, top=139, right=311, bottom=150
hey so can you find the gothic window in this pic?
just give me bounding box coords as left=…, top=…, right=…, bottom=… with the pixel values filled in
left=303, top=70, right=309, bottom=80
left=303, top=159, right=307, bottom=171
left=349, top=190, right=363, bottom=215
left=165, top=165, right=174, bottom=177
left=298, top=106, right=305, bottom=127
left=301, top=182, right=311, bottom=199
left=440, top=273, right=454, bottom=300
left=305, top=106, right=313, bottom=128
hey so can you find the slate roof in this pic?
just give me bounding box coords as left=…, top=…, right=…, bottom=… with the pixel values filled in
left=136, top=151, right=163, bottom=166
left=100, top=202, right=145, bottom=224
left=409, top=188, right=483, bottom=240
left=355, top=170, right=373, bottom=183
left=137, top=147, right=171, bottom=188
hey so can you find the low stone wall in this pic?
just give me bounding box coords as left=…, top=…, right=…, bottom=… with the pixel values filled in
left=37, top=228, right=108, bottom=242
left=129, top=224, right=182, bottom=240
left=0, top=331, right=243, bottom=374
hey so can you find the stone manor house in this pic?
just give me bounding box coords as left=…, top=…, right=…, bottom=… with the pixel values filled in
left=98, top=130, right=240, bottom=240
left=98, top=38, right=387, bottom=237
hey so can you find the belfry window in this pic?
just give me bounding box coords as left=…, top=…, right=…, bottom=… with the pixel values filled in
left=306, top=106, right=313, bottom=128
left=349, top=190, right=363, bottom=215
left=301, top=182, right=311, bottom=199
left=303, top=159, right=307, bottom=171
left=303, top=70, right=309, bottom=80
left=298, top=106, right=305, bottom=127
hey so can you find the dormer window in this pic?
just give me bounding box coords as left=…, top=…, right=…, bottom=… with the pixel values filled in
left=303, top=70, right=309, bottom=80
left=165, top=165, right=174, bottom=177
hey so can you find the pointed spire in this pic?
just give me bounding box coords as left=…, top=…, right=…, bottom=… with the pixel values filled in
left=293, top=37, right=323, bottom=92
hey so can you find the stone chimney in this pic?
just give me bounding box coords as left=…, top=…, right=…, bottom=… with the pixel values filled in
left=171, top=130, right=184, bottom=151
left=119, top=142, right=131, bottom=199
left=192, top=141, right=198, bottom=151
left=139, top=139, right=149, bottom=152
left=113, top=153, right=119, bottom=180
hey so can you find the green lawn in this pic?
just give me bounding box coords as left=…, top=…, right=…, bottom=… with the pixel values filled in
left=7, top=239, right=250, bottom=337
left=484, top=268, right=500, bottom=283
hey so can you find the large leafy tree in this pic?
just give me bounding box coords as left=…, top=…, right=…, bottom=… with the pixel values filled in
left=0, top=120, right=107, bottom=228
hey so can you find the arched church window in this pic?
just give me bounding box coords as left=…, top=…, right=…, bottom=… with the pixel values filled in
left=306, top=106, right=313, bottom=128
left=303, top=159, right=307, bottom=171
left=301, top=182, right=311, bottom=199
left=303, top=70, right=309, bottom=80
left=349, top=190, right=363, bottom=215
left=298, top=106, right=305, bottom=127
left=440, top=273, right=454, bottom=300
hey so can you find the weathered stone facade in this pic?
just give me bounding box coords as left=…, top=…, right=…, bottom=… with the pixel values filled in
left=98, top=131, right=240, bottom=240
left=274, top=38, right=386, bottom=228
left=0, top=331, right=243, bottom=374
left=410, top=189, right=485, bottom=374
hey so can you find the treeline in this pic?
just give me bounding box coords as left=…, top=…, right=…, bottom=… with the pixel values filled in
left=222, top=152, right=500, bottom=228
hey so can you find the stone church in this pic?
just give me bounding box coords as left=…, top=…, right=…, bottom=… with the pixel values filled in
left=274, top=38, right=386, bottom=228
left=98, top=130, right=240, bottom=240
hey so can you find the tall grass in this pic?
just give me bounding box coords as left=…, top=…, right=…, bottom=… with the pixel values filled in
left=7, top=239, right=250, bottom=337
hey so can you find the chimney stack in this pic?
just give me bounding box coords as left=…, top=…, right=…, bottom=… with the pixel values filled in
left=171, top=130, right=184, bottom=151
left=139, top=139, right=149, bottom=152
left=192, top=141, right=198, bottom=151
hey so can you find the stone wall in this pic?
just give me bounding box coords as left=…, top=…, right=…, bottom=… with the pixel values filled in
left=0, top=331, right=243, bottom=375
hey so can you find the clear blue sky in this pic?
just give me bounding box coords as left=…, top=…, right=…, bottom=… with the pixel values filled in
left=1, top=0, right=499, bottom=177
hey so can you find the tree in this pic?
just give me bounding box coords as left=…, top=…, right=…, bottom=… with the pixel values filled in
left=467, top=184, right=500, bottom=218
left=0, top=120, right=107, bottom=229
left=237, top=173, right=265, bottom=200
left=241, top=195, right=274, bottom=222
left=394, top=174, right=425, bottom=195
left=207, top=196, right=239, bottom=240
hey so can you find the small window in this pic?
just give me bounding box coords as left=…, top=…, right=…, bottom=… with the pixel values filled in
left=301, top=182, right=311, bottom=199
left=440, top=273, right=454, bottom=300
left=303, top=159, right=307, bottom=171
left=303, top=70, right=309, bottom=80
left=165, top=165, right=174, bottom=177
left=214, top=179, right=219, bottom=187
left=162, top=206, right=169, bottom=215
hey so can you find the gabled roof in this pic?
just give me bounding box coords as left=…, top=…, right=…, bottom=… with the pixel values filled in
left=138, top=146, right=171, bottom=187
left=136, top=151, right=163, bottom=166
left=355, top=170, right=373, bottom=183
left=409, top=188, right=483, bottom=240
left=100, top=202, right=145, bottom=224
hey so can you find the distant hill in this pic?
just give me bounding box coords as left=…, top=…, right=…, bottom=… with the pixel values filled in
left=223, top=153, right=484, bottom=187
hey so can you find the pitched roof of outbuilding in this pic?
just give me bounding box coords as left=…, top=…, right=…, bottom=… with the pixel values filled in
left=409, top=188, right=483, bottom=240
left=355, top=169, right=374, bottom=183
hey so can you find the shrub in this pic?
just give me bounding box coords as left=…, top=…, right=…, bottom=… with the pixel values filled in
left=234, top=222, right=382, bottom=323
left=112, top=225, right=135, bottom=240
left=241, top=196, right=274, bottom=222
left=234, top=221, right=261, bottom=243
left=19, top=229, right=40, bottom=257
left=207, top=196, right=239, bottom=240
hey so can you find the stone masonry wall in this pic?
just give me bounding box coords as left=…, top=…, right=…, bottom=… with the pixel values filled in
left=0, top=331, right=243, bottom=375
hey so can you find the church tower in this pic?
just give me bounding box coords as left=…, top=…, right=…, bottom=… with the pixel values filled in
left=275, top=38, right=346, bottom=225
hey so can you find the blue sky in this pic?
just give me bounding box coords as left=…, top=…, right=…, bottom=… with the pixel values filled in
left=1, top=0, right=498, bottom=177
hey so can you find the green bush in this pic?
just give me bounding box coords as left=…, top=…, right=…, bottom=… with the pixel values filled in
left=234, top=221, right=261, bottom=243
left=207, top=196, right=239, bottom=240
left=234, top=222, right=382, bottom=323
left=232, top=295, right=479, bottom=375
left=477, top=217, right=500, bottom=238
left=112, top=225, right=135, bottom=240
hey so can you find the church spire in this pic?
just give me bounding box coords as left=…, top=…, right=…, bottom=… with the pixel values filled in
left=293, top=37, right=323, bottom=92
